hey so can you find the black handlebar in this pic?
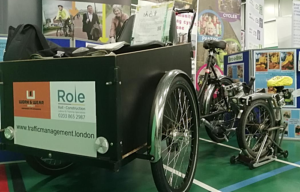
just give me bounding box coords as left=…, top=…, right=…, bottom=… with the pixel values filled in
left=175, top=8, right=194, bottom=14
left=243, top=76, right=255, bottom=94
left=174, top=9, right=196, bottom=43
left=248, top=76, right=255, bottom=89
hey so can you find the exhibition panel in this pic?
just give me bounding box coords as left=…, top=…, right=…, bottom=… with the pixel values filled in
left=225, top=49, right=300, bottom=141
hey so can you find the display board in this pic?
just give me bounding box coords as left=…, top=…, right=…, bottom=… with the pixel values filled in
left=0, top=37, right=7, bottom=62
left=226, top=49, right=300, bottom=140
left=254, top=49, right=297, bottom=108
left=245, top=0, right=264, bottom=49
left=42, top=0, right=131, bottom=43
left=281, top=109, right=300, bottom=139
left=224, top=51, right=251, bottom=84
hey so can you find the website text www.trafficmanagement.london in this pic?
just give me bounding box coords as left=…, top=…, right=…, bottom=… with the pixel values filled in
left=16, top=124, right=95, bottom=139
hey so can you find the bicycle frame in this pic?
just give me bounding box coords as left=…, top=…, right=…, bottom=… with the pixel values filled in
left=197, top=50, right=230, bottom=119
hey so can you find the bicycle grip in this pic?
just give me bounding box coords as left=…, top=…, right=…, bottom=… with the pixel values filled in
left=175, top=9, right=194, bottom=14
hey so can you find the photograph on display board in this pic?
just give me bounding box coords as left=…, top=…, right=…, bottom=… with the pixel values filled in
left=268, top=52, right=280, bottom=70
left=267, top=86, right=277, bottom=94
left=282, top=110, right=291, bottom=119
left=198, top=11, right=223, bottom=38
left=217, top=0, right=241, bottom=15
left=42, top=0, right=130, bottom=43
left=226, top=63, right=244, bottom=82
left=281, top=51, right=294, bottom=71
left=255, top=52, right=268, bottom=72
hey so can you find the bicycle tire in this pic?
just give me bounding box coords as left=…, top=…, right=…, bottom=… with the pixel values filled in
left=26, top=155, right=74, bottom=176
left=204, top=77, right=233, bottom=143
left=236, top=100, right=276, bottom=158
left=151, top=76, right=199, bottom=192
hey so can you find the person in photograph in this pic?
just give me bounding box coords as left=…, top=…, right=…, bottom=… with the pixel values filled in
left=256, top=53, right=267, bottom=71
left=205, top=22, right=216, bottom=36
left=269, top=52, right=279, bottom=69
left=110, top=5, right=129, bottom=43
left=55, top=5, right=71, bottom=31
left=268, top=87, right=277, bottom=94
left=82, top=5, right=100, bottom=40
left=282, top=52, right=294, bottom=70
left=283, top=111, right=291, bottom=118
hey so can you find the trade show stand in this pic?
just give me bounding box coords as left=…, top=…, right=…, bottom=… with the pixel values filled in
left=225, top=48, right=300, bottom=140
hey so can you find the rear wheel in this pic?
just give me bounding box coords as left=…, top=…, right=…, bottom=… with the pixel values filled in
left=151, top=76, right=199, bottom=192
left=204, top=78, right=234, bottom=143
left=237, top=100, right=276, bottom=158
left=26, top=155, right=74, bottom=175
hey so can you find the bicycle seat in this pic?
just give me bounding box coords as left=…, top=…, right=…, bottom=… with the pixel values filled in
left=267, top=76, right=293, bottom=87
left=203, top=40, right=226, bottom=50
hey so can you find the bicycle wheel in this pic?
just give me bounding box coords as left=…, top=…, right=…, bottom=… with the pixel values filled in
left=237, top=100, right=276, bottom=158
left=151, top=76, right=199, bottom=192
left=204, top=77, right=234, bottom=143
left=26, top=155, right=74, bottom=175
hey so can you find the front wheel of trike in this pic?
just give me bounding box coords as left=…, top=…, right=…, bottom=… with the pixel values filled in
left=151, top=76, right=199, bottom=192
left=26, top=155, right=74, bottom=176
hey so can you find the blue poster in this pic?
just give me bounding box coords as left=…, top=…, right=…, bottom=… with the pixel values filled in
left=0, top=38, right=7, bottom=62
left=281, top=109, right=300, bottom=139
left=254, top=50, right=297, bottom=107
left=227, top=63, right=244, bottom=82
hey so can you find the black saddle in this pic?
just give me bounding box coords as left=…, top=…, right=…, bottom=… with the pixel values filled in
left=203, top=40, right=226, bottom=50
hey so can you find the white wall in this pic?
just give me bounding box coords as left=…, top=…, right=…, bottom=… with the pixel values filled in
left=263, top=0, right=293, bottom=48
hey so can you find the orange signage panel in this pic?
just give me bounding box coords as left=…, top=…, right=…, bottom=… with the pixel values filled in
left=13, top=82, right=51, bottom=119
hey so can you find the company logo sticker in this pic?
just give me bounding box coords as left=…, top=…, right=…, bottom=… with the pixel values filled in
left=14, top=82, right=51, bottom=119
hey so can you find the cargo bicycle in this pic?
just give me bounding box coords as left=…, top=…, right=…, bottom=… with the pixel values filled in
left=0, top=8, right=199, bottom=192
